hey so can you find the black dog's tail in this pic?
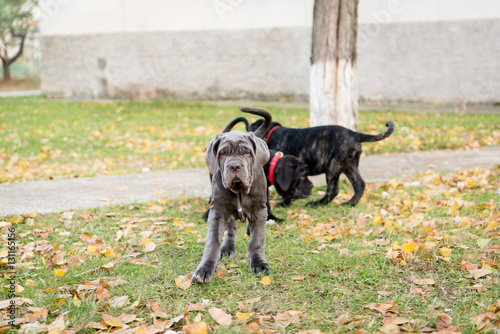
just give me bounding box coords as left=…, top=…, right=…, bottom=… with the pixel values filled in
left=354, top=121, right=395, bottom=142
left=239, top=107, right=272, bottom=139
left=222, top=117, right=250, bottom=133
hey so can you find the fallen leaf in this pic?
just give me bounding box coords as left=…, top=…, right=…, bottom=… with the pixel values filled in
left=436, top=313, right=452, bottom=330
left=216, top=268, right=227, bottom=279
left=402, top=243, right=418, bottom=254
left=47, top=314, right=65, bottom=334
left=440, top=247, right=452, bottom=257
left=273, top=310, right=301, bottom=328
left=183, top=321, right=208, bottom=334
left=208, top=308, right=232, bottom=326
left=109, top=295, right=129, bottom=308
left=96, top=286, right=111, bottom=302
left=236, top=312, right=254, bottom=322
left=102, top=314, right=123, bottom=328
left=187, top=303, right=204, bottom=312
left=260, top=276, right=271, bottom=286
left=143, top=241, right=157, bottom=252
left=175, top=274, right=192, bottom=290
left=469, top=269, right=493, bottom=280
left=366, top=300, right=398, bottom=316
left=53, top=269, right=66, bottom=277
left=477, top=238, right=490, bottom=249
left=335, top=312, right=353, bottom=325
left=292, top=275, right=306, bottom=281
left=383, top=317, right=411, bottom=325
left=413, top=278, right=435, bottom=285
left=379, top=323, right=401, bottom=334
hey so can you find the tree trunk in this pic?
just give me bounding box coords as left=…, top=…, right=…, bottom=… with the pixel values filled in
left=310, top=0, right=359, bottom=130
left=2, top=60, right=11, bottom=82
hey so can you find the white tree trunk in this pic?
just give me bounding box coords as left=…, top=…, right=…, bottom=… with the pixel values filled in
left=310, top=0, right=359, bottom=131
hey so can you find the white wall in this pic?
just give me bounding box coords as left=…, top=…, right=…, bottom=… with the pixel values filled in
left=40, top=0, right=500, bottom=36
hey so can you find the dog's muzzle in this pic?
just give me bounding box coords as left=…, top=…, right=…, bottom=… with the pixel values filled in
left=222, top=161, right=252, bottom=194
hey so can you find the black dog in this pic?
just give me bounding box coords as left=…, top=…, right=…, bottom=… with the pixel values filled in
left=203, top=116, right=313, bottom=222
left=228, top=117, right=394, bottom=207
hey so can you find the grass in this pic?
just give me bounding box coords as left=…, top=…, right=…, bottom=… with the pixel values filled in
left=1, top=97, right=499, bottom=183
left=1, top=166, right=499, bottom=333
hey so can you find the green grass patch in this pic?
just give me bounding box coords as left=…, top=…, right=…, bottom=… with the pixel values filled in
left=1, top=97, right=499, bottom=183
left=1, top=167, right=499, bottom=333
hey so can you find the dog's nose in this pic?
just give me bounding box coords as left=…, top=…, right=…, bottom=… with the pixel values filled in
left=228, top=162, right=241, bottom=173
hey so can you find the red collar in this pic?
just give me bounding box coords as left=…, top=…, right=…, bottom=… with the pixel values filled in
left=266, top=125, right=281, bottom=143
left=268, top=151, right=283, bottom=185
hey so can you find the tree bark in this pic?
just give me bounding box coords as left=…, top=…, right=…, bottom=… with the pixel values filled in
left=310, top=0, right=359, bottom=130
left=2, top=60, right=11, bottom=82
left=1, top=33, right=26, bottom=82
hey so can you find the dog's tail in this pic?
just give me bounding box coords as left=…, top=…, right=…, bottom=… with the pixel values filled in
left=222, top=117, right=250, bottom=133
left=354, top=121, right=395, bottom=142
left=239, top=107, right=272, bottom=139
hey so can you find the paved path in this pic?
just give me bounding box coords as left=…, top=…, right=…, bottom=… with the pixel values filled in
left=0, top=90, right=41, bottom=98
left=1, top=147, right=499, bottom=216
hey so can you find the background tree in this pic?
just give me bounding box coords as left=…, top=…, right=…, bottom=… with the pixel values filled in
left=310, top=0, right=359, bottom=130
left=0, top=0, right=37, bottom=82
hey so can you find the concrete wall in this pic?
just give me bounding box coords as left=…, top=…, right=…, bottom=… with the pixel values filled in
left=40, top=0, right=500, bottom=103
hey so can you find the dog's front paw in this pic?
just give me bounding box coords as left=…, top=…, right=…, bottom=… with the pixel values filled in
left=305, top=200, right=321, bottom=208
left=192, top=261, right=217, bottom=284
left=249, top=258, right=271, bottom=274
left=220, top=245, right=235, bottom=258
left=341, top=199, right=357, bottom=207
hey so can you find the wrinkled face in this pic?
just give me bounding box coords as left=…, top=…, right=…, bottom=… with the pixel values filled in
left=217, top=137, right=255, bottom=194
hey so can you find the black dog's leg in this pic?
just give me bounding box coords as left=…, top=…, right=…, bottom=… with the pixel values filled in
left=342, top=164, right=365, bottom=207
left=202, top=208, right=210, bottom=221
left=276, top=197, right=293, bottom=207
left=266, top=188, right=284, bottom=222
left=307, top=163, right=341, bottom=207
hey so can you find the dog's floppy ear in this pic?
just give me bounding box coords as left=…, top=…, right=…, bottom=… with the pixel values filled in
left=205, top=134, right=222, bottom=174
left=247, top=132, right=269, bottom=171
left=275, top=162, right=294, bottom=191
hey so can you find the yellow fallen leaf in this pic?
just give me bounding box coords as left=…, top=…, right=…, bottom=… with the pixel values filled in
left=459, top=217, right=471, bottom=228
left=102, top=314, right=123, bottom=328
left=402, top=243, right=418, bottom=254
left=260, top=276, right=271, bottom=286
left=486, top=220, right=499, bottom=231
left=85, top=245, right=99, bottom=254
left=104, top=248, right=119, bottom=257
left=53, top=269, right=66, bottom=277
left=183, top=321, right=208, bottom=334
left=236, top=312, right=254, bottom=322
left=440, top=247, right=452, bottom=257
left=373, top=214, right=383, bottom=224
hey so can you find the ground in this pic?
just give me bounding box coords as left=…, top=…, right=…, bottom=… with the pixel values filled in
left=0, top=98, right=499, bottom=333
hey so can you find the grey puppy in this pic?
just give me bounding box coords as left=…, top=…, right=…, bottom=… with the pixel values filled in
left=192, top=130, right=271, bottom=284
